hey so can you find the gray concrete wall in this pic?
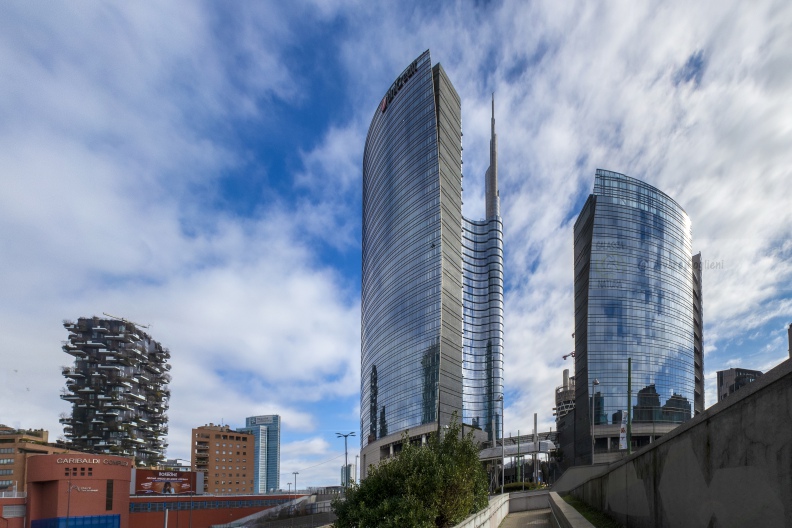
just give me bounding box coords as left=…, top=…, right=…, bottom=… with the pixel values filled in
left=552, top=464, right=609, bottom=494
left=570, top=358, right=792, bottom=527
left=548, top=492, right=596, bottom=528
left=454, top=494, right=510, bottom=528
left=508, top=489, right=549, bottom=512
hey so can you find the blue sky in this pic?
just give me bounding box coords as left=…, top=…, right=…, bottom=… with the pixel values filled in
left=1, top=1, right=791, bottom=488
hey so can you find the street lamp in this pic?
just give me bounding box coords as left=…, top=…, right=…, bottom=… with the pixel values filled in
left=173, top=458, right=194, bottom=528
left=591, top=378, right=600, bottom=465
left=336, top=432, right=355, bottom=489
left=293, top=471, right=299, bottom=496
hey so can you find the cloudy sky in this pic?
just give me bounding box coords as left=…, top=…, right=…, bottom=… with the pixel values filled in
left=1, top=1, right=791, bottom=488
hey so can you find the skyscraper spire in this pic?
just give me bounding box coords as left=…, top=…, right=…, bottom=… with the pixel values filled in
left=486, top=93, right=500, bottom=219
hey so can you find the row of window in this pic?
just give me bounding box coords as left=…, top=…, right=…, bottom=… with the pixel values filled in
left=65, top=467, right=93, bottom=477
left=129, top=498, right=287, bottom=512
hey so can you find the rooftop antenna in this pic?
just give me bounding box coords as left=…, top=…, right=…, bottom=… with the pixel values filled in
left=102, top=312, right=150, bottom=329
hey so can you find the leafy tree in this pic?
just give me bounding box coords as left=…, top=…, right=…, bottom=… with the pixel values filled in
left=332, top=417, right=488, bottom=528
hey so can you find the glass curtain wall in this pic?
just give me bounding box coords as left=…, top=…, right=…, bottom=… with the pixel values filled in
left=574, top=169, right=695, bottom=462
left=461, top=217, right=504, bottom=442
left=361, top=50, right=448, bottom=448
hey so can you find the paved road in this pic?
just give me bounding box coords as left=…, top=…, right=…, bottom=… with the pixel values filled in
left=499, top=508, right=553, bottom=527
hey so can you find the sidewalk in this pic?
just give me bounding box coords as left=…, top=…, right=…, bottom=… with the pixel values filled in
left=499, top=508, right=552, bottom=527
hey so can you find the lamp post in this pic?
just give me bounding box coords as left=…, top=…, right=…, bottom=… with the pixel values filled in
left=66, top=481, right=78, bottom=528
left=291, top=472, right=299, bottom=528
left=336, top=432, right=355, bottom=489
left=173, top=458, right=194, bottom=528
left=591, top=378, right=600, bottom=465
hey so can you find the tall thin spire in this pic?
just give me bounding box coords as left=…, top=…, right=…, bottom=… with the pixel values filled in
left=486, top=93, right=500, bottom=218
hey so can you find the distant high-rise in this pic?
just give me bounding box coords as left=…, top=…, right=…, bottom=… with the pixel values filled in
left=239, top=415, right=280, bottom=493
left=717, top=368, right=763, bottom=402
left=341, top=463, right=356, bottom=486
left=361, top=49, right=503, bottom=477
left=60, top=316, right=170, bottom=465
left=573, top=170, right=699, bottom=464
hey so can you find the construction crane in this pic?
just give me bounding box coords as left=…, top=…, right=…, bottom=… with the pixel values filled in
left=102, top=312, right=150, bottom=329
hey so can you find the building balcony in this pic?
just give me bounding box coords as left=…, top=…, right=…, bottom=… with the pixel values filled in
left=64, top=348, right=87, bottom=358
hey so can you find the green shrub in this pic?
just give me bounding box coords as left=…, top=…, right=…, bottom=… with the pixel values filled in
left=332, top=416, right=488, bottom=527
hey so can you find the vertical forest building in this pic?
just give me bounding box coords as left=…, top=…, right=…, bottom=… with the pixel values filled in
left=60, top=316, right=170, bottom=465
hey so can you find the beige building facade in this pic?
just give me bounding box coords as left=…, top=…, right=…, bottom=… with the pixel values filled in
left=191, top=424, right=254, bottom=494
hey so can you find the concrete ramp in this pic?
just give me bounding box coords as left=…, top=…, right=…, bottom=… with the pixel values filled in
left=551, top=464, right=609, bottom=494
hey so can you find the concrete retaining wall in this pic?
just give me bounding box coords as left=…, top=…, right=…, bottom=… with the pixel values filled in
left=548, top=492, right=595, bottom=528
left=455, top=494, right=510, bottom=528
left=570, top=358, right=792, bottom=527
left=552, top=464, right=609, bottom=494
left=508, top=489, right=549, bottom=512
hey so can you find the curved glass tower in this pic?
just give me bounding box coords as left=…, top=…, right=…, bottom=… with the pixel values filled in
left=461, top=97, right=504, bottom=441
left=573, top=169, right=697, bottom=464
left=361, top=50, right=503, bottom=475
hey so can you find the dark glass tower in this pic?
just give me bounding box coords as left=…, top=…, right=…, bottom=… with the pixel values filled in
left=573, top=169, right=698, bottom=464
left=361, top=50, right=503, bottom=475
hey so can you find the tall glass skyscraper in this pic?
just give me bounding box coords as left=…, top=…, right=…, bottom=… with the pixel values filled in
left=239, top=414, right=280, bottom=493
left=361, top=50, right=503, bottom=476
left=573, top=169, right=702, bottom=465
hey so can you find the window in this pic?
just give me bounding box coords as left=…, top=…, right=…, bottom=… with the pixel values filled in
left=0, top=459, right=13, bottom=465
left=0, top=448, right=14, bottom=454
left=106, top=479, right=114, bottom=510
left=0, top=470, right=12, bottom=476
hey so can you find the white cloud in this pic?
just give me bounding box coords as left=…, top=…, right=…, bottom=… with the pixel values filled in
left=1, top=0, right=791, bottom=488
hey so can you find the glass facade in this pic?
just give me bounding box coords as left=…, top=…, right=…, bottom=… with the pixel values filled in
left=239, top=415, right=280, bottom=493
left=361, top=50, right=503, bottom=450
left=574, top=169, right=695, bottom=463
left=462, top=217, right=504, bottom=442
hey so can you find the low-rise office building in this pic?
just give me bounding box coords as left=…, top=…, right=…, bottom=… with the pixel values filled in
left=0, top=452, right=293, bottom=528
left=0, top=426, right=82, bottom=493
